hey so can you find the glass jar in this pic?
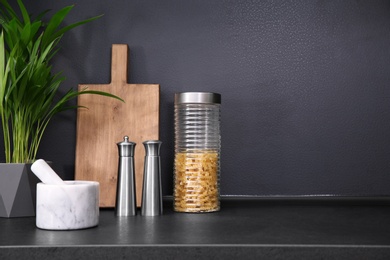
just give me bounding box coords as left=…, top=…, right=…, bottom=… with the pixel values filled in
left=173, top=92, right=221, bottom=213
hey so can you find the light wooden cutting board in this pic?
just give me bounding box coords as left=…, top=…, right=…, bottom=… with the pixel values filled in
left=75, top=44, right=159, bottom=208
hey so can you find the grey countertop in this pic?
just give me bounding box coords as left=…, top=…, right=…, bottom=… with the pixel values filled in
left=1, top=197, right=390, bottom=259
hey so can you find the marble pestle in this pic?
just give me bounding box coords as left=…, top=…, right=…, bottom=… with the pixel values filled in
left=31, top=159, right=66, bottom=185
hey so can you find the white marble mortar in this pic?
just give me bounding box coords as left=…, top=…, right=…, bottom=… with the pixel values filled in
left=36, top=181, right=99, bottom=230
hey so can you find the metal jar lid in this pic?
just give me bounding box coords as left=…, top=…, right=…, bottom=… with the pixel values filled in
left=175, top=92, right=221, bottom=104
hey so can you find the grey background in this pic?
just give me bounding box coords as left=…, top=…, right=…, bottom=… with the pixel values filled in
left=3, top=0, right=390, bottom=196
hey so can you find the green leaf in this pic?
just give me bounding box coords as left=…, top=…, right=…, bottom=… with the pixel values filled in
left=0, top=0, right=20, bottom=24
left=16, top=0, right=30, bottom=25
left=50, top=14, right=103, bottom=41
left=0, top=0, right=112, bottom=162
left=41, top=5, right=73, bottom=50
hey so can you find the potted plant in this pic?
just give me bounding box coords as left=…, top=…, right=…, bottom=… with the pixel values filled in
left=0, top=0, right=122, bottom=217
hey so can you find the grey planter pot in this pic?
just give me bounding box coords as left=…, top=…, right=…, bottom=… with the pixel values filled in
left=0, top=163, right=40, bottom=218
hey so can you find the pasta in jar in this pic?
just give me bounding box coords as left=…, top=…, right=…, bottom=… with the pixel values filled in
left=174, top=151, right=220, bottom=212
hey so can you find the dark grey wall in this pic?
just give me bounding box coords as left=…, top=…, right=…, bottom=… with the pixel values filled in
left=4, top=0, right=390, bottom=196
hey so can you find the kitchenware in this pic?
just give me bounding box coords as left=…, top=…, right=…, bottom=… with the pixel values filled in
left=173, top=92, right=221, bottom=213
left=141, top=140, right=163, bottom=216
left=36, top=181, right=99, bottom=230
left=31, top=159, right=99, bottom=230
left=75, top=44, right=159, bottom=207
left=31, top=159, right=66, bottom=185
left=115, top=136, right=137, bottom=216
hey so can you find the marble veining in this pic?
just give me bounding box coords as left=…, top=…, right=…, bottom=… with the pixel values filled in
left=36, top=181, right=99, bottom=230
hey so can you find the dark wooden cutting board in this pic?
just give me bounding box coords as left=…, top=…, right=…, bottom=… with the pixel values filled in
left=75, top=44, right=159, bottom=207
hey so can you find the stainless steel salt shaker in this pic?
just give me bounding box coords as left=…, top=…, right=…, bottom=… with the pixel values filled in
left=115, top=136, right=137, bottom=216
left=141, top=140, right=163, bottom=216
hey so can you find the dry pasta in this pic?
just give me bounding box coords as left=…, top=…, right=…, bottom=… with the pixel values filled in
left=174, top=151, right=219, bottom=212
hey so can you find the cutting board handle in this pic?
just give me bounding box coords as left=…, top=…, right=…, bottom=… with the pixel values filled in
left=111, top=44, right=129, bottom=84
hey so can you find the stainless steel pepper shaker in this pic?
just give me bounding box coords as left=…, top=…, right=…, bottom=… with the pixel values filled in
left=141, top=140, right=163, bottom=216
left=115, top=136, right=137, bottom=216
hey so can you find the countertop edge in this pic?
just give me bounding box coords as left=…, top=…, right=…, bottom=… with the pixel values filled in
left=2, top=244, right=390, bottom=260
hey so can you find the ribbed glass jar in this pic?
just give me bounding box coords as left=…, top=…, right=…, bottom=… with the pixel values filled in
left=173, top=92, right=221, bottom=213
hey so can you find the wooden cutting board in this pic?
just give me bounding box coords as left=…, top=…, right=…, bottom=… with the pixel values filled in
left=75, top=44, right=159, bottom=208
